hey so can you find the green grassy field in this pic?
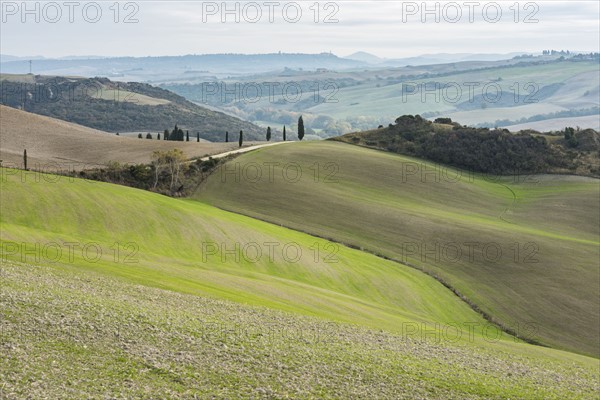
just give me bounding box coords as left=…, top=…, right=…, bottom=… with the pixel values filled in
left=193, top=141, right=600, bottom=357
left=2, top=166, right=599, bottom=397
left=0, top=167, right=494, bottom=338
left=3, top=261, right=598, bottom=399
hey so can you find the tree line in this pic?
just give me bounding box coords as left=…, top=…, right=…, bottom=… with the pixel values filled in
left=136, top=116, right=307, bottom=146
left=336, top=115, right=599, bottom=176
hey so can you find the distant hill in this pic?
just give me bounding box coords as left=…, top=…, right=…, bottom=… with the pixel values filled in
left=342, top=52, right=530, bottom=67
left=382, top=52, right=532, bottom=66
left=0, top=53, right=365, bottom=81
left=0, top=75, right=264, bottom=141
left=504, top=115, right=600, bottom=132
left=307, top=57, right=600, bottom=131
left=0, top=105, right=250, bottom=169
left=0, top=54, right=48, bottom=62
left=344, top=51, right=383, bottom=64
left=165, top=56, right=599, bottom=135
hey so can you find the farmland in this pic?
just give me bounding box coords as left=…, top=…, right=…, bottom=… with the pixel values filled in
left=194, top=141, right=600, bottom=356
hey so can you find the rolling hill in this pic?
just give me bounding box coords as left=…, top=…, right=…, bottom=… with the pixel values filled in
left=0, top=105, right=253, bottom=170
left=193, top=141, right=600, bottom=357
left=165, top=57, right=600, bottom=134
left=1, top=167, right=599, bottom=398
left=0, top=75, right=264, bottom=141
left=1, top=166, right=494, bottom=334
left=309, top=59, right=600, bottom=129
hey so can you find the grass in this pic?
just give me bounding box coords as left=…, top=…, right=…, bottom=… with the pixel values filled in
left=1, top=165, right=599, bottom=397
left=193, top=141, right=600, bottom=357
left=0, top=166, right=494, bottom=337
left=2, top=261, right=599, bottom=399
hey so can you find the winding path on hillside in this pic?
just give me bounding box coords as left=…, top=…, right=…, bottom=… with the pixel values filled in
left=197, top=141, right=293, bottom=162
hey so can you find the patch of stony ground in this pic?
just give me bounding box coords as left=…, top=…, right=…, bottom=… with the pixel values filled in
left=1, top=261, right=598, bottom=399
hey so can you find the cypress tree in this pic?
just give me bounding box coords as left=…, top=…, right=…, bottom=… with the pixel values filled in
left=298, top=116, right=305, bottom=141
left=157, top=133, right=161, bottom=140
left=197, top=132, right=200, bottom=142
left=239, top=130, right=243, bottom=148
left=23, top=149, right=27, bottom=170
left=186, top=130, right=189, bottom=142
left=283, top=126, right=286, bottom=141
left=226, top=131, right=229, bottom=142
left=266, top=126, right=271, bottom=141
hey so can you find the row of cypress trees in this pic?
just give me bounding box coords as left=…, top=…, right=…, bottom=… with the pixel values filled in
left=136, top=115, right=306, bottom=145
left=261, top=116, right=305, bottom=143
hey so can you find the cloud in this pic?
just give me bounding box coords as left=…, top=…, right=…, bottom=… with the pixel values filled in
left=1, top=1, right=598, bottom=58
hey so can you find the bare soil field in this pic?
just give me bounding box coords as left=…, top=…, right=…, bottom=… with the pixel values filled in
left=0, top=105, right=258, bottom=171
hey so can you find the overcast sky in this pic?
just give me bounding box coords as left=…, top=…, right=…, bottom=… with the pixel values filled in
left=1, top=1, right=599, bottom=58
